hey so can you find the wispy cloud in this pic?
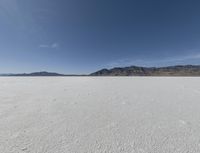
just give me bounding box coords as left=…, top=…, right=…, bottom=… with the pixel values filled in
left=51, top=43, right=59, bottom=48
left=39, top=44, right=49, bottom=48
left=39, top=43, right=59, bottom=49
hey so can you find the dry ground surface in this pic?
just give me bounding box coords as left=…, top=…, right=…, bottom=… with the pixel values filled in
left=1, top=77, right=200, bottom=153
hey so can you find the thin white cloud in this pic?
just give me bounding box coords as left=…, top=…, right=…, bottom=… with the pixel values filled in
left=39, top=43, right=59, bottom=49
left=39, top=44, right=49, bottom=48
left=51, top=43, right=59, bottom=48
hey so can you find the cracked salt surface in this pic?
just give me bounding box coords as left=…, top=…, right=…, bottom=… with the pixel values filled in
left=0, top=77, right=200, bottom=153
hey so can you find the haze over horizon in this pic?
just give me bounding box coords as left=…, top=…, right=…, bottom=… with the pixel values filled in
left=0, top=0, right=200, bottom=74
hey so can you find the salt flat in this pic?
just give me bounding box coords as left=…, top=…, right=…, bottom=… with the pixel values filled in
left=1, top=77, right=200, bottom=153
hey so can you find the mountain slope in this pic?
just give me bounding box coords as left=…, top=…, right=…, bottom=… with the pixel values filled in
left=90, top=65, right=200, bottom=76
left=0, top=71, right=64, bottom=76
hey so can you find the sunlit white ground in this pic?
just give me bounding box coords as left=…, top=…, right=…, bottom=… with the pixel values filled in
left=1, top=77, right=200, bottom=153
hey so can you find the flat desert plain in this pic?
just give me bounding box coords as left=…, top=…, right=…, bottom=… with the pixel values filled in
left=1, top=77, right=200, bottom=153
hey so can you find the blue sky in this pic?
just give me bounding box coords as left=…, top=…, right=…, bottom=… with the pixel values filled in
left=0, top=0, right=200, bottom=74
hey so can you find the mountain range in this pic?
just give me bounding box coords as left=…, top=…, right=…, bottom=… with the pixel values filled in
left=0, top=71, right=65, bottom=76
left=1, top=65, right=200, bottom=76
left=90, top=65, right=200, bottom=76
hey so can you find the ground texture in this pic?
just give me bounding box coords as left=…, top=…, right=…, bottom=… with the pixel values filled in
left=1, top=77, right=200, bottom=153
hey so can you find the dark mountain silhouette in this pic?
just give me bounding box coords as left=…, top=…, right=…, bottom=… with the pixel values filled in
left=0, top=71, right=65, bottom=76
left=0, top=71, right=88, bottom=76
left=2, top=65, right=200, bottom=76
left=90, top=65, right=200, bottom=76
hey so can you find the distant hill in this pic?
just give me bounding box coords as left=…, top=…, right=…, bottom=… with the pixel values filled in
left=2, top=65, right=200, bottom=76
left=0, top=71, right=65, bottom=76
left=90, top=65, right=200, bottom=76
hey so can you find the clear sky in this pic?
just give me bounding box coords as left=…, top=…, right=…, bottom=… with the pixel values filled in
left=0, top=0, right=200, bottom=74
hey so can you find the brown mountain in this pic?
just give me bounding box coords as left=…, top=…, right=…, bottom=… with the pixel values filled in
left=90, top=65, right=200, bottom=76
